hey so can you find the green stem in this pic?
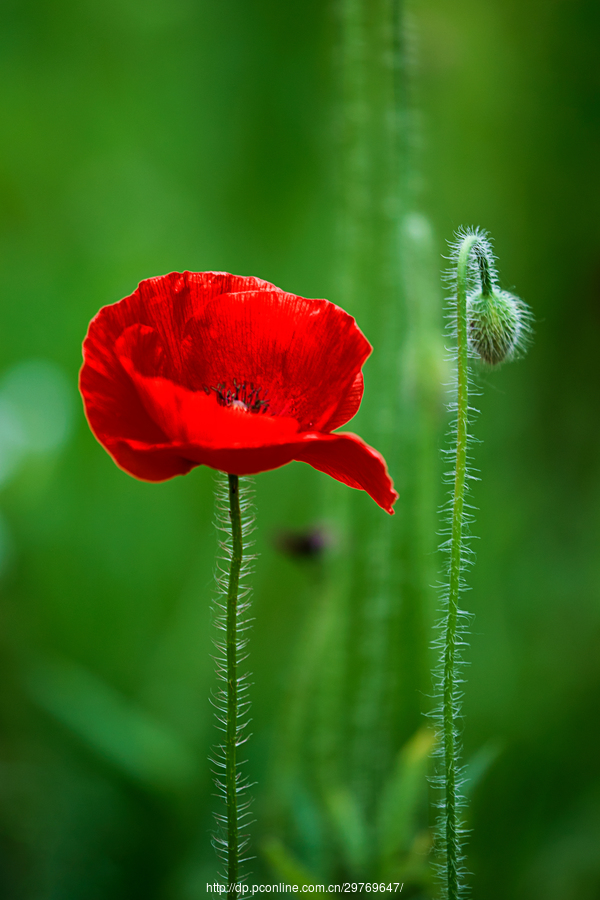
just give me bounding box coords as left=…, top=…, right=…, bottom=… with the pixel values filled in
left=443, top=233, right=493, bottom=899
left=443, top=236, right=471, bottom=899
left=439, top=229, right=526, bottom=897
left=226, top=473, right=242, bottom=887
left=475, top=243, right=493, bottom=297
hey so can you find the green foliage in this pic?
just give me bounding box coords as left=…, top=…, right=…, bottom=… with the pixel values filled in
left=264, top=729, right=435, bottom=890
left=27, top=657, right=199, bottom=793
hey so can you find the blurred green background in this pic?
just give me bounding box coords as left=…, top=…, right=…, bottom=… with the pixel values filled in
left=0, top=0, right=599, bottom=897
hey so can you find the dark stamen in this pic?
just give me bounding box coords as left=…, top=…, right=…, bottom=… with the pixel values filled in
left=207, top=380, right=270, bottom=414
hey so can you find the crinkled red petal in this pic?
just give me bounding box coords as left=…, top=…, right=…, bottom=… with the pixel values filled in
left=119, top=352, right=301, bottom=448
left=177, top=290, right=371, bottom=428
left=291, top=432, right=398, bottom=514
left=80, top=273, right=279, bottom=450
left=322, top=371, right=364, bottom=431
left=79, top=272, right=396, bottom=512
left=102, top=430, right=397, bottom=515
left=80, top=273, right=371, bottom=452
left=90, top=272, right=280, bottom=355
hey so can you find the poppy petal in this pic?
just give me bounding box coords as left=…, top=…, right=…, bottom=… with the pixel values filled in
left=80, top=328, right=169, bottom=448
left=102, top=438, right=197, bottom=481
left=104, top=429, right=397, bottom=515
left=80, top=271, right=397, bottom=514
left=81, top=275, right=280, bottom=447
left=96, top=271, right=280, bottom=343
left=180, top=291, right=372, bottom=428
left=321, top=371, right=364, bottom=431
left=120, top=364, right=301, bottom=448
left=81, top=272, right=282, bottom=396
left=134, top=272, right=282, bottom=374
left=115, top=323, right=300, bottom=446
left=291, top=432, right=398, bottom=514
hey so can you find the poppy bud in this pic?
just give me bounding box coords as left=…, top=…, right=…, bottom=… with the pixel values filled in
left=466, top=287, right=526, bottom=366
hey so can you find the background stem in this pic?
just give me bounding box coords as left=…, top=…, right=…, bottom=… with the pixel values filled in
left=271, top=2, right=443, bottom=884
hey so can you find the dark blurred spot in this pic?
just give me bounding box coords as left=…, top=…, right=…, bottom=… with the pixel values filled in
left=273, top=526, right=331, bottom=561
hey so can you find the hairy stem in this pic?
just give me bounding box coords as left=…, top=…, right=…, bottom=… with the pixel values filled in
left=212, top=473, right=254, bottom=883
left=437, top=229, right=528, bottom=898
left=444, top=237, right=471, bottom=899
left=226, top=473, right=242, bottom=886
left=442, top=232, right=494, bottom=899
left=475, top=243, right=493, bottom=297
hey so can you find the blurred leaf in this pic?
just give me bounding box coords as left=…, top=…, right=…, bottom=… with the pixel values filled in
left=0, top=510, right=13, bottom=577
left=325, top=785, right=369, bottom=874
left=1, top=359, right=74, bottom=455
left=520, top=784, right=600, bottom=900
left=26, top=657, right=199, bottom=794
left=0, top=396, right=25, bottom=485
left=463, top=739, right=503, bottom=799
left=0, top=358, right=74, bottom=488
left=262, top=836, right=318, bottom=888
left=376, top=728, right=436, bottom=862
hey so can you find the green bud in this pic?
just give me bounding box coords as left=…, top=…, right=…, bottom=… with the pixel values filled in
left=466, top=288, right=524, bottom=366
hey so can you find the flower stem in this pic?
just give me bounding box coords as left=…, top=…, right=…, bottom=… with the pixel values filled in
left=436, top=229, right=530, bottom=897
left=212, top=474, right=254, bottom=883
left=442, top=235, right=475, bottom=900
left=440, top=231, right=501, bottom=899
left=226, top=473, right=242, bottom=887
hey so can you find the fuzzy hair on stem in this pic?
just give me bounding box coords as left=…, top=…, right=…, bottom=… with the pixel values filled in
left=431, top=228, right=531, bottom=900
left=210, top=473, right=257, bottom=886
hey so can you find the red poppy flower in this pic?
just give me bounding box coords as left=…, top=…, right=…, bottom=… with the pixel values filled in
left=80, top=272, right=398, bottom=514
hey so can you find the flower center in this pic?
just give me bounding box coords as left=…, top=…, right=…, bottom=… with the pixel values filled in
left=209, top=380, right=270, bottom=414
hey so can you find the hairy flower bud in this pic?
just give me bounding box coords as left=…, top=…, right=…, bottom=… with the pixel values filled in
left=466, top=288, right=525, bottom=366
